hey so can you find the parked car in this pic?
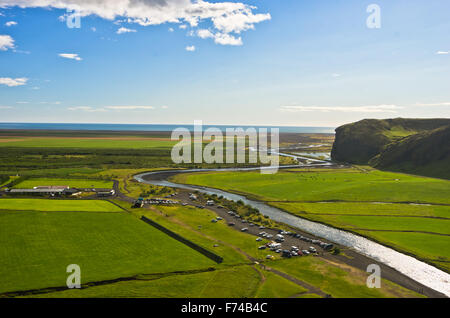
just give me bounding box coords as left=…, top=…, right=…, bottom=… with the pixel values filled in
left=302, top=250, right=310, bottom=255
left=266, top=255, right=274, bottom=260
left=241, top=228, right=248, bottom=232
left=211, top=219, right=217, bottom=223
left=228, top=222, right=236, bottom=226
left=258, top=245, right=267, bottom=250
left=256, top=237, right=262, bottom=242
left=309, top=246, right=317, bottom=253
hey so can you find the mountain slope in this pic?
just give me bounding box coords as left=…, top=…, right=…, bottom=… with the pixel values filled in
left=331, top=118, right=450, bottom=179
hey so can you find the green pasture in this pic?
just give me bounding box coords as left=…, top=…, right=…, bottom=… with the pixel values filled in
left=0, top=199, right=123, bottom=212
left=172, top=168, right=450, bottom=272
left=173, top=168, right=450, bottom=204
left=26, top=265, right=262, bottom=298
left=12, top=178, right=113, bottom=189
left=0, top=137, right=176, bottom=149
left=0, top=209, right=215, bottom=294
left=269, top=257, right=423, bottom=298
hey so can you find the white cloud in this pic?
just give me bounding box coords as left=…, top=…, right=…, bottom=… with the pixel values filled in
left=0, top=106, right=13, bottom=109
left=117, top=27, right=136, bottom=34
left=415, top=102, right=450, bottom=107
left=59, top=53, right=82, bottom=61
left=179, top=24, right=187, bottom=29
left=185, top=45, right=195, bottom=51
left=0, top=77, right=28, bottom=87
left=168, top=27, right=174, bottom=32
left=91, top=27, right=97, bottom=32
left=68, top=106, right=106, bottom=112
left=0, top=34, right=15, bottom=51
left=105, top=105, right=155, bottom=110
left=69, top=105, right=156, bottom=112
left=280, top=105, right=403, bottom=113
left=197, top=29, right=213, bottom=39
left=436, top=51, right=449, bottom=55
left=0, top=0, right=270, bottom=45
left=214, top=33, right=242, bottom=46
left=5, top=21, right=17, bottom=27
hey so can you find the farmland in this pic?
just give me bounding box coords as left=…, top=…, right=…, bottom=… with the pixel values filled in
left=0, top=137, right=177, bottom=149
left=11, top=178, right=113, bottom=189
left=0, top=200, right=216, bottom=294
left=14, top=201, right=422, bottom=298
left=0, top=199, right=123, bottom=212
left=0, top=131, right=445, bottom=298
left=171, top=168, right=450, bottom=271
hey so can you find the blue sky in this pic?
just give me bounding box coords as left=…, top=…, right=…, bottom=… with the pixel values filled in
left=0, top=0, right=449, bottom=127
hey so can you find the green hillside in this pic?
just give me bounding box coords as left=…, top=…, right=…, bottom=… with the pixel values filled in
left=331, top=118, right=450, bottom=179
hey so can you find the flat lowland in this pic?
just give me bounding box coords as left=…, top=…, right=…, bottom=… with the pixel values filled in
left=0, top=137, right=176, bottom=149
left=172, top=168, right=450, bottom=271
left=12, top=178, right=113, bottom=189
left=173, top=168, right=450, bottom=204
left=0, top=199, right=123, bottom=212
left=0, top=207, right=215, bottom=294
left=25, top=202, right=421, bottom=298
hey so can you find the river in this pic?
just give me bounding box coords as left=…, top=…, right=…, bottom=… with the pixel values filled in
left=134, top=165, right=450, bottom=297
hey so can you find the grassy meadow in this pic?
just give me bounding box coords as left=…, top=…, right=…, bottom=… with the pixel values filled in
left=0, top=199, right=123, bottom=212
left=11, top=178, right=113, bottom=189
left=0, top=202, right=215, bottom=294
left=172, top=168, right=450, bottom=271
left=0, top=137, right=177, bottom=149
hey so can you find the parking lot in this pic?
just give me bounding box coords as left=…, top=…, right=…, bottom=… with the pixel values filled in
left=171, top=191, right=335, bottom=259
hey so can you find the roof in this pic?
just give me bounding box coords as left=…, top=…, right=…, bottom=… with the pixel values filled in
left=33, top=186, right=70, bottom=190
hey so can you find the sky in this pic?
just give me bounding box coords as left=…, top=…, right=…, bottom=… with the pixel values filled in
left=0, top=0, right=449, bottom=127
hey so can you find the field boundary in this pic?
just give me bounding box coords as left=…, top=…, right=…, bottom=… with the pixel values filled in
left=141, top=216, right=224, bottom=264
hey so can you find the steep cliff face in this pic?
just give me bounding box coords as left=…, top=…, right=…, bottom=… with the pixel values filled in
left=331, top=118, right=450, bottom=179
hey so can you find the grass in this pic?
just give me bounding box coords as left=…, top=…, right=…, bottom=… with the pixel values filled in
left=172, top=167, right=450, bottom=271
left=150, top=205, right=276, bottom=261
left=12, top=178, right=113, bottom=189
left=269, top=257, right=423, bottom=298
left=24, top=265, right=262, bottom=298
left=255, top=271, right=307, bottom=298
left=0, top=199, right=123, bottom=212
left=273, top=202, right=450, bottom=218
left=0, top=137, right=176, bottom=149
left=0, top=209, right=215, bottom=294
left=173, top=168, right=450, bottom=204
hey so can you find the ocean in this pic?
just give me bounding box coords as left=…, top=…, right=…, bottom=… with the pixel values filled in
left=0, top=123, right=335, bottom=134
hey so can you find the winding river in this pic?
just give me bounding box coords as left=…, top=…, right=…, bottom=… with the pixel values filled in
left=135, top=165, right=450, bottom=297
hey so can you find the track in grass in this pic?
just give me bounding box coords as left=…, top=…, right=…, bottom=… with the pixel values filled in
left=0, top=209, right=215, bottom=294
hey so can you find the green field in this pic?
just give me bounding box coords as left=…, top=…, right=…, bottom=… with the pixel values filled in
left=0, top=137, right=176, bottom=149
left=26, top=265, right=262, bottom=298
left=269, top=257, right=423, bottom=298
left=0, top=199, right=123, bottom=212
left=173, top=168, right=450, bottom=204
left=0, top=207, right=215, bottom=294
left=172, top=168, right=450, bottom=271
left=12, top=178, right=113, bottom=189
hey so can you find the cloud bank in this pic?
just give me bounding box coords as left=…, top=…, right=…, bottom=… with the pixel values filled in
left=0, top=0, right=270, bottom=45
left=280, top=105, right=403, bottom=113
